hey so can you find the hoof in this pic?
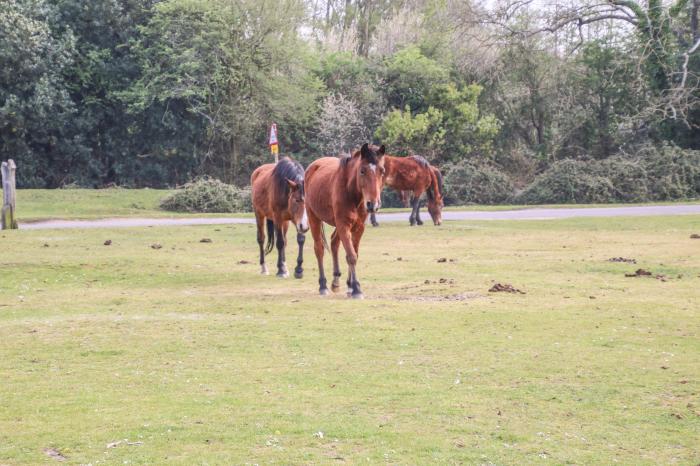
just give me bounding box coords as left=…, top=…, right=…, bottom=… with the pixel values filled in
left=416, top=219, right=424, bottom=225
left=260, top=265, right=269, bottom=275
left=319, top=288, right=331, bottom=296
left=350, top=292, right=364, bottom=300
left=294, top=271, right=303, bottom=279
left=276, top=271, right=289, bottom=278
left=371, top=222, right=379, bottom=227
left=331, top=283, right=340, bottom=293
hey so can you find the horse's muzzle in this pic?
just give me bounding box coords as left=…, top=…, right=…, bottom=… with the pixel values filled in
left=366, top=201, right=380, bottom=213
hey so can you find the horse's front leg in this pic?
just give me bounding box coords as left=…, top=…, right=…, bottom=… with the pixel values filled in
left=370, top=211, right=379, bottom=227
left=294, top=232, right=305, bottom=279
left=409, top=196, right=419, bottom=226
left=339, top=224, right=363, bottom=299
left=275, top=222, right=289, bottom=278
left=415, top=198, right=424, bottom=225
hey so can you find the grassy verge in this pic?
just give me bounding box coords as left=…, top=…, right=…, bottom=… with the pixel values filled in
left=5, top=189, right=699, bottom=222
left=1, top=216, right=698, bottom=464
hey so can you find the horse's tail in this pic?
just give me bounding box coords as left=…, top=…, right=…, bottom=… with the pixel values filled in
left=320, top=223, right=331, bottom=252
left=264, top=219, right=275, bottom=255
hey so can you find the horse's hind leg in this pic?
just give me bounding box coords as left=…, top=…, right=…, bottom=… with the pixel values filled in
left=294, top=231, right=305, bottom=279
left=309, top=212, right=329, bottom=295
left=255, top=212, right=268, bottom=275
left=412, top=192, right=424, bottom=226
left=275, top=221, right=289, bottom=278
left=330, top=230, right=342, bottom=292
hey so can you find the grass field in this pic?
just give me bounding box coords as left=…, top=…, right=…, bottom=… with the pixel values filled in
left=6, top=188, right=700, bottom=222
left=1, top=212, right=698, bottom=464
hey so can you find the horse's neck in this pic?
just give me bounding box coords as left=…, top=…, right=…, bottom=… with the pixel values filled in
left=384, top=155, right=397, bottom=175
left=340, top=158, right=362, bottom=206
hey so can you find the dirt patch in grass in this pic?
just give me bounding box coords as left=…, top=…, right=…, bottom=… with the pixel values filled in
left=608, top=257, right=636, bottom=264
left=489, top=283, right=525, bottom=294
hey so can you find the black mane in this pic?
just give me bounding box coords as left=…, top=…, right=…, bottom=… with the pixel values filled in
left=272, top=157, right=305, bottom=195
left=409, top=154, right=430, bottom=168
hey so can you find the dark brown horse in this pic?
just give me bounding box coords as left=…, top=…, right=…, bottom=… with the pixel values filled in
left=251, top=157, right=309, bottom=278
left=305, top=143, right=386, bottom=298
left=370, top=154, right=444, bottom=226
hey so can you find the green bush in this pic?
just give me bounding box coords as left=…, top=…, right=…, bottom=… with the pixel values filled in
left=160, top=177, right=252, bottom=213
left=442, top=160, right=514, bottom=205
left=514, top=143, right=700, bottom=204
left=639, top=143, right=700, bottom=200
left=593, top=157, right=649, bottom=202
left=515, top=160, right=614, bottom=204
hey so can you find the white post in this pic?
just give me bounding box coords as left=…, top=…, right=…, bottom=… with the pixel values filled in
left=1, top=159, right=18, bottom=230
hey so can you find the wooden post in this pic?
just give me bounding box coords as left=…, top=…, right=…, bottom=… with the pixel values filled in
left=1, top=159, right=18, bottom=230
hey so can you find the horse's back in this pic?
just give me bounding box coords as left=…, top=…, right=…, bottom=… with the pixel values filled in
left=385, top=155, right=427, bottom=190
left=251, top=163, right=276, bottom=216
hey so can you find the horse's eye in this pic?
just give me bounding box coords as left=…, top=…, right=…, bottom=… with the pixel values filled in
left=360, top=169, right=366, bottom=175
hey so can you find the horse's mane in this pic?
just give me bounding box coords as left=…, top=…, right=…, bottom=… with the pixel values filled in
left=272, top=157, right=305, bottom=195
left=433, top=167, right=444, bottom=196
left=427, top=166, right=443, bottom=202
left=408, top=154, right=430, bottom=168
left=340, top=147, right=381, bottom=168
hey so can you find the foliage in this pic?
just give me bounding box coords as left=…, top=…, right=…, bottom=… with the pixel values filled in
left=441, top=160, right=515, bottom=205
left=374, top=106, right=444, bottom=156
left=1, top=0, right=698, bottom=202
left=315, top=94, right=370, bottom=155
left=515, top=144, right=700, bottom=204
left=160, top=177, right=251, bottom=213
left=384, top=45, right=449, bottom=111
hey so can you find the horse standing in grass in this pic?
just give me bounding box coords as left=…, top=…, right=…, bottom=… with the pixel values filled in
left=251, top=157, right=309, bottom=278
left=305, top=143, right=386, bottom=298
left=370, top=154, right=444, bottom=227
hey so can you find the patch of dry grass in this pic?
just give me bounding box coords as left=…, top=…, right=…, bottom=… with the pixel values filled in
left=0, top=216, right=698, bottom=464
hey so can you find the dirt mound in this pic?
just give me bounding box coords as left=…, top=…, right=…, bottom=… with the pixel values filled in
left=608, top=257, right=636, bottom=264
left=625, top=269, right=667, bottom=281
left=489, top=283, right=525, bottom=294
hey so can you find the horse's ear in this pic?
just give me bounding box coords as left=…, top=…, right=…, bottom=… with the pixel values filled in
left=377, top=144, right=386, bottom=156
left=286, top=179, right=298, bottom=191
left=360, top=143, right=371, bottom=160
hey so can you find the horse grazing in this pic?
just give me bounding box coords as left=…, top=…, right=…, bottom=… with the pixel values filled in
left=305, top=143, right=386, bottom=298
left=370, top=154, right=444, bottom=227
left=251, top=157, right=309, bottom=278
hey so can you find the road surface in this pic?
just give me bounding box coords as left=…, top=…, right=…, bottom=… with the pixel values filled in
left=18, top=204, right=700, bottom=230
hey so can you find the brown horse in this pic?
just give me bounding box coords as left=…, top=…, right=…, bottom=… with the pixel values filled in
left=370, top=154, right=444, bottom=226
left=251, top=157, right=309, bottom=278
left=305, top=143, right=386, bottom=298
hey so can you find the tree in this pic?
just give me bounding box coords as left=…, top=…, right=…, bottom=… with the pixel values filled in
left=0, top=0, right=78, bottom=187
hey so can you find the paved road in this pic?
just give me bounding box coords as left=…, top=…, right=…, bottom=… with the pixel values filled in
left=18, top=204, right=700, bottom=230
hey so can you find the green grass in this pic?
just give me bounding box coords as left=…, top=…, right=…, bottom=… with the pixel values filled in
left=5, top=188, right=700, bottom=222
left=5, top=189, right=249, bottom=221
left=1, top=215, right=698, bottom=464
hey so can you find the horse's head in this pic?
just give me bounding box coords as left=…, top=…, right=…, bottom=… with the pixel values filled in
left=358, top=143, right=386, bottom=213
left=427, top=167, right=444, bottom=226
left=286, top=179, right=309, bottom=233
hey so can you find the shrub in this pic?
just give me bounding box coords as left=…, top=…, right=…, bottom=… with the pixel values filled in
left=160, top=177, right=252, bottom=213
left=513, top=143, right=700, bottom=204
left=593, top=157, right=648, bottom=202
left=638, top=143, right=700, bottom=200
left=514, top=159, right=615, bottom=204
left=441, top=160, right=514, bottom=205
